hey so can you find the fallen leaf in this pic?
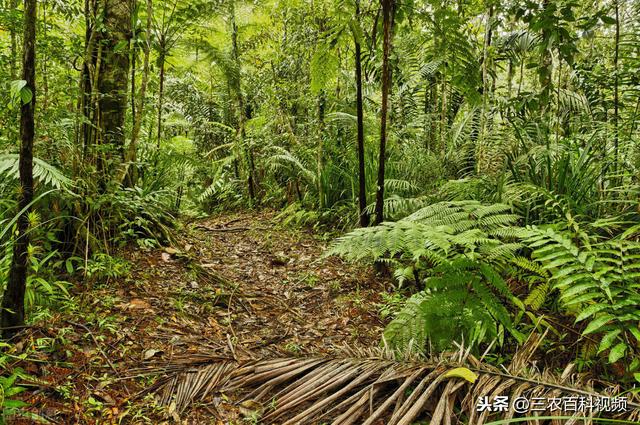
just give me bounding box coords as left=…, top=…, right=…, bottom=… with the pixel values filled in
left=143, top=348, right=162, bottom=360
left=128, top=299, right=151, bottom=309
left=443, top=367, right=478, bottom=383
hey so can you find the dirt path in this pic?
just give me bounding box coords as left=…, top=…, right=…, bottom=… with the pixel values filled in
left=15, top=211, right=388, bottom=424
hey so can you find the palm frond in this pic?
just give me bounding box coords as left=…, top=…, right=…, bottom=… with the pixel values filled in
left=0, top=154, right=72, bottom=189
left=144, top=347, right=640, bottom=424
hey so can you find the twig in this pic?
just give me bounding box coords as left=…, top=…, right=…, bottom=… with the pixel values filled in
left=67, top=321, right=130, bottom=396
left=194, top=225, right=271, bottom=232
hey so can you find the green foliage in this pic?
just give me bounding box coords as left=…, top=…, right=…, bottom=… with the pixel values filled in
left=384, top=258, right=523, bottom=352
left=329, top=201, right=525, bottom=277
left=0, top=154, right=72, bottom=190
left=524, top=224, right=640, bottom=365
left=0, top=241, right=70, bottom=314
left=0, top=368, right=28, bottom=423
left=504, top=139, right=608, bottom=223
left=112, top=186, right=176, bottom=247
left=310, top=45, right=338, bottom=95
left=330, top=201, right=527, bottom=352
left=65, top=253, right=130, bottom=282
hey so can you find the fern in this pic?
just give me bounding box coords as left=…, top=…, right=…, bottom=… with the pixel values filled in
left=384, top=258, right=524, bottom=352
left=330, top=201, right=525, bottom=269
left=524, top=224, right=640, bottom=364
left=330, top=201, right=528, bottom=353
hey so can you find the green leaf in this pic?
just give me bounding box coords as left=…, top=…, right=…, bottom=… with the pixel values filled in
left=20, top=86, right=33, bottom=104
left=310, top=45, right=338, bottom=95
left=608, top=342, right=626, bottom=363
left=600, top=15, right=616, bottom=24
left=582, top=314, right=613, bottom=335
left=4, top=386, right=26, bottom=397
left=3, top=399, right=29, bottom=408
left=597, top=329, right=621, bottom=354
left=9, top=79, right=33, bottom=106
left=575, top=303, right=609, bottom=322
left=10, top=79, right=27, bottom=98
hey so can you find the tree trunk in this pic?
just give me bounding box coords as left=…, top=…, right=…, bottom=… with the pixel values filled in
left=97, top=0, right=131, bottom=163
left=9, top=0, right=18, bottom=80
left=156, top=49, right=166, bottom=149
left=317, top=91, right=326, bottom=209
left=354, top=0, right=369, bottom=227
left=374, top=0, right=394, bottom=225
left=81, top=0, right=95, bottom=157
left=2, top=0, right=36, bottom=338
left=539, top=0, right=553, bottom=113
left=127, top=0, right=152, bottom=185
left=41, top=0, right=49, bottom=111
left=479, top=5, right=493, bottom=134
left=613, top=0, right=620, bottom=173
left=230, top=2, right=256, bottom=202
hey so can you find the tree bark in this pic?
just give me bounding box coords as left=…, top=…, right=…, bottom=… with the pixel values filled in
left=374, top=0, right=394, bottom=225
left=41, top=0, right=49, bottom=111
left=2, top=0, right=36, bottom=338
left=81, top=0, right=95, bottom=157
left=97, top=0, right=131, bottom=162
left=317, top=91, right=325, bottom=209
left=127, top=0, right=152, bottom=185
left=230, top=2, right=256, bottom=202
left=9, top=0, right=18, bottom=80
left=354, top=0, right=369, bottom=227
left=539, top=0, right=553, bottom=113
left=613, top=0, right=620, bottom=173
left=156, top=49, right=165, bottom=149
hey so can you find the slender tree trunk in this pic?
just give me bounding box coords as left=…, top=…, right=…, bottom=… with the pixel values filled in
left=369, top=5, right=381, bottom=60
left=613, top=0, right=620, bottom=173
left=507, top=59, right=514, bottom=99
left=2, top=0, right=36, bottom=338
left=81, top=0, right=95, bottom=157
left=230, top=2, right=256, bottom=201
left=429, top=75, right=438, bottom=150
left=127, top=0, right=152, bottom=185
left=41, top=0, right=49, bottom=111
left=440, top=73, right=447, bottom=155
left=130, top=4, right=137, bottom=129
left=156, top=49, right=166, bottom=149
left=479, top=5, right=493, bottom=132
left=354, top=0, right=369, bottom=227
left=539, top=0, right=553, bottom=114
left=477, top=4, right=494, bottom=174
left=9, top=0, right=18, bottom=80
left=317, top=91, right=325, bottom=209
left=374, top=0, right=394, bottom=225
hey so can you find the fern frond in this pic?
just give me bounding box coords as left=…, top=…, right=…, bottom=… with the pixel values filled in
left=0, top=154, right=72, bottom=189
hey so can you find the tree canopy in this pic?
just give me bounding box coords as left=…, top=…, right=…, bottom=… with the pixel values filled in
left=1, top=0, right=640, bottom=422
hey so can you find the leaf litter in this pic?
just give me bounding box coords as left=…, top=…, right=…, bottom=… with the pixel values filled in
left=4, top=211, right=388, bottom=423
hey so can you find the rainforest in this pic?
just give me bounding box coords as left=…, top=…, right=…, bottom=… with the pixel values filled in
left=1, top=0, right=640, bottom=423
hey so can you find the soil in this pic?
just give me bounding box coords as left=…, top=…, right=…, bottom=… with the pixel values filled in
left=5, top=211, right=389, bottom=424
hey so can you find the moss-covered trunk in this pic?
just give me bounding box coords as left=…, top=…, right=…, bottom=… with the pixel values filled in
left=97, top=0, right=131, bottom=164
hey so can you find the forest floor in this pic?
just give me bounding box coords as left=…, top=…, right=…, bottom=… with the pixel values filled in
left=7, top=211, right=389, bottom=424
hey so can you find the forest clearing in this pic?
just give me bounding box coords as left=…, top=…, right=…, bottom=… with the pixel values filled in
left=1, top=0, right=640, bottom=423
